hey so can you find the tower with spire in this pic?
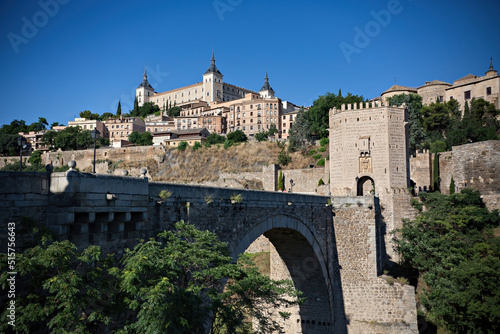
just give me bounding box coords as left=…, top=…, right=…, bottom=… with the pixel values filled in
left=259, top=71, right=275, bottom=98
left=485, top=57, right=498, bottom=76
left=202, top=52, right=224, bottom=103
left=136, top=68, right=155, bottom=107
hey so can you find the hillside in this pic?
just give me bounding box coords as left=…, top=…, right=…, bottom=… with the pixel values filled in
left=118, top=141, right=323, bottom=183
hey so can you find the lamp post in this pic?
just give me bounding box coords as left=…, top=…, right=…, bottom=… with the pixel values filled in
left=289, top=179, right=295, bottom=193
left=17, top=136, right=26, bottom=172
left=90, top=128, right=100, bottom=173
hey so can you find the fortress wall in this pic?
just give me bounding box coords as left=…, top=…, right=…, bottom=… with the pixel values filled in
left=451, top=140, right=500, bottom=194
left=331, top=196, right=418, bottom=333
left=438, top=151, right=453, bottom=194
left=409, top=150, right=432, bottom=192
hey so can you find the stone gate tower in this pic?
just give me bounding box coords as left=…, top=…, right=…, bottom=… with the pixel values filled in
left=329, top=101, right=414, bottom=263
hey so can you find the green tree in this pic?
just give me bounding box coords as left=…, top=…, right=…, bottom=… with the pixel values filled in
left=177, top=141, right=188, bottom=151
left=113, top=221, right=301, bottom=333
left=387, top=93, right=425, bottom=155
left=100, top=112, right=114, bottom=121
left=278, top=170, right=284, bottom=191
left=206, top=133, right=226, bottom=145
left=449, top=176, right=455, bottom=194
left=0, top=132, right=20, bottom=156
left=133, top=97, right=139, bottom=115
left=28, top=150, right=43, bottom=165
left=0, top=119, right=31, bottom=134
left=432, top=152, right=439, bottom=192
left=288, top=107, right=312, bottom=152
left=30, top=117, right=49, bottom=132
left=227, top=130, right=247, bottom=143
left=79, top=110, right=101, bottom=120
left=394, top=189, right=500, bottom=333
left=167, top=106, right=181, bottom=118
left=116, top=100, right=122, bottom=116
left=308, top=91, right=364, bottom=138
left=0, top=224, right=121, bottom=333
left=278, top=147, right=291, bottom=166
left=192, top=142, right=202, bottom=151
left=128, top=131, right=153, bottom=146
left=131, top=102, right=160, bottom=118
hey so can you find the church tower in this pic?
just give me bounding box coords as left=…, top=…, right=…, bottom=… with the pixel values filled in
left=259, top=71, right=275, bottom=98
left=136, top=68, right=154, bottom=107
left=202, top=52, right=223, bottom=103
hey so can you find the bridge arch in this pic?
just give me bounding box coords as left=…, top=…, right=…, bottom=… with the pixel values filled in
left=229, top=214, right=338, bottom=333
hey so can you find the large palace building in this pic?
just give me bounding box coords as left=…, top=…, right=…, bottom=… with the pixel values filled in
left=135, top=54, right=302, bottom=140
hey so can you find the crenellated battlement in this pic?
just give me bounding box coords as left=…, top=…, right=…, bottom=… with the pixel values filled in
left=330, top=101, right=407, bottom=114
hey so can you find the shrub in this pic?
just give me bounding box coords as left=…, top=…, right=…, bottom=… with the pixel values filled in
left=317, top=159, right=325, bottom=166
left=320, top=137, right=329, bottom=147
left=278, top=171, right=284, bottom=191
left=192, top=142, right=202, bottom=151
left=230, top=193, right=243, bottom=204
left=206, top=133, right=226, bottom=145
left=226, top=130, right=247, bottom=143
left=159, top=189, right=172, bottom=199
left=224, top=139, right=234, bottom=149
left=312, top=153, right=322, bottom=160
left=318, top=147, right=326, bottom=152
left=28, top=150, right=42, bottom=165
left=318, top=178, right=324, bottom=186
left=308, top=149, right=317, bottom=156
left=278, top=148, right=291, bottom=166
left=177, top=141, right=188, bottom=151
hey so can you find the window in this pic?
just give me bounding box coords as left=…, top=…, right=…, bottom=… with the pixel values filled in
left=487, top=87, right=492, bottom=95
left=439, top=96, right=443, bottom=102
left=464, top=90, right=471, bottom=100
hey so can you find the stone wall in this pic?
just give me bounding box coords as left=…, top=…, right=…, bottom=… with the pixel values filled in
left=410, top=140, right=500, bottom=212
left=331, top=196, right=417, bottom=333
left=409, top=150, right=432, bottom=192
left=0, top=156, right=24, bottom=169
left=0, top=172, right=418, bottom=333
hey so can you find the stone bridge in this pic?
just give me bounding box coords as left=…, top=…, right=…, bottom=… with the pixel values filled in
left=0, top=170, right=417, bottom=333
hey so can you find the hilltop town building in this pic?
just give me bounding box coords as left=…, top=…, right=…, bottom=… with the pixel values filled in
left=68, top=118, right=108, bottom=140
left=381, top=59, right=500, bottom=110
left=135, top=54, right=302, bottom=138
left=104, top=116, right=145, bottom=142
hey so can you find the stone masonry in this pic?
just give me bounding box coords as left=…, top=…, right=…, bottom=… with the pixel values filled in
left=0, top=170, right=418, bottom=333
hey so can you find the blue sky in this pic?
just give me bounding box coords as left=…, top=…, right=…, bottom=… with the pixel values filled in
left=1, top=0, right=499, bottom=127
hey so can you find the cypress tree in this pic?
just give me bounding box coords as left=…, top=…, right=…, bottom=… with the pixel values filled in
left=133, top=97, right=139, bottom=115
left=433, top=153, right=440, bottom=192
left=278, top=171, right=283, bottom=191
left=449, top=176, right=455, bottom=194
left=116, top=101, right=122, bottom=116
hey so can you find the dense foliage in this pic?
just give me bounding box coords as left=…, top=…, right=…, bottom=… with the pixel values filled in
left=394, top=189, right=500, bottom=333
left=387, top=93, right=425, bottom=155
left=0, top=118, right=49, bottom=156
left=226, top=130, right=248, bottom=143
left=288, top=107, right=312, bottom=152
left=128, top=131, right=153, bottom=146
left=307, top=90, right=364, bottom=138
left=388, top=94, right=499, bottom=153
left=42, top=126, right=108, bottom=151
left=0, top=220, right=301, bottom=333
left=255, top=124, right=278, bottom=142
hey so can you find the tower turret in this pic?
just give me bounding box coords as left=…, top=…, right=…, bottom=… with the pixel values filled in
left=136, top=68, right=155, bottom=106
left=202, top=52, right=224, bottom=103
left=259, top=71, right=275, bottom=98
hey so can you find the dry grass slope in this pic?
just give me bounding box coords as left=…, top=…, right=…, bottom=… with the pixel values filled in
left=148, top=141, right=319, bottom=183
